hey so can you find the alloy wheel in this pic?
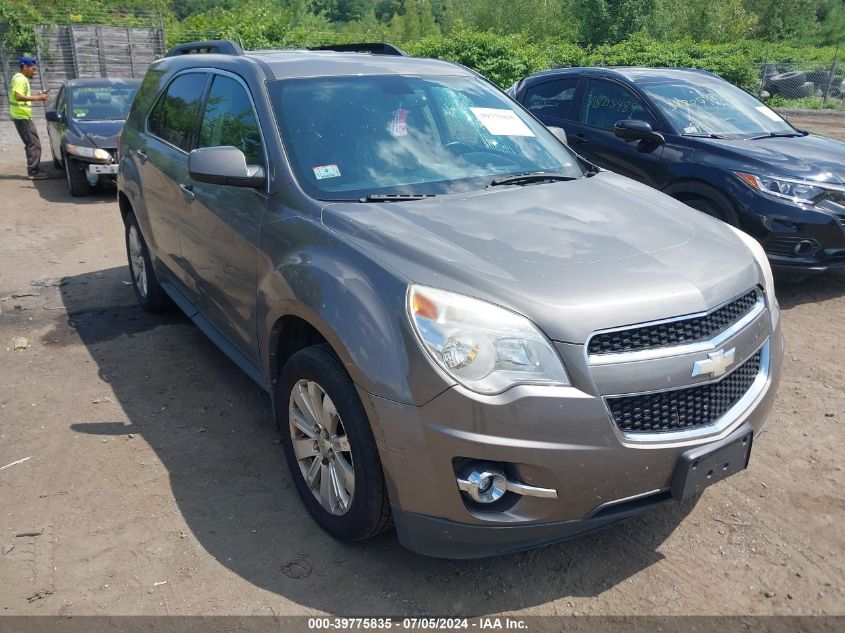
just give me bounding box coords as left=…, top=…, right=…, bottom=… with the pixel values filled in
left=127, top=224, right=148, bottom=298
left=288, top=379, right=355, bottom=515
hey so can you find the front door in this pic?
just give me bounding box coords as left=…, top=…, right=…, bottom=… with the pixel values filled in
left=567, top=78, right=666, bottom=187
left=180, top=73, right=267, bottom=363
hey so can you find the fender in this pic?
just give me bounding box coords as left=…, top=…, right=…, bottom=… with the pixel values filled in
left=255, top=216, right=454, bottom=407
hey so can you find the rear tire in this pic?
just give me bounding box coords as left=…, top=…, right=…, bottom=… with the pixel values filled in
left=64, top=155, right=90, bottom=197
left=124, top=212, right=171, bottom=311
left=277, top=345, right=392, bottom=542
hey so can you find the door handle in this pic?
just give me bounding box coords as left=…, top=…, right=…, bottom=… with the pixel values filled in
left=137, top=149, right=148, bottom=163
left=571, top=134, right=587, bottom=146
left=179, top=183, right=195, bottom=202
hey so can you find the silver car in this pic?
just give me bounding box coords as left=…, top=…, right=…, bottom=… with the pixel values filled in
left=117, top=40, right=783, bottom=558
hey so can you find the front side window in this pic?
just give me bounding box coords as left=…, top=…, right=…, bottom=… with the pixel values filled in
left=147, top=73, right=207, bottom=152
left=267, top=74, right=584, bottom=200
left=198, top=75, right=264, bottom=167
left=580, top=80, right=657, bottom=130
left=636, top=75, right=795, bottom=137
left=523, top=78, right=579, bottom=122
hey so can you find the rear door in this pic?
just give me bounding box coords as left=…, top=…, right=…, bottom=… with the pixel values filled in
left=179, top=72, right=268, bottom=362
left=139, top=72, right=209, bottom=287
left=566, top=78, right=665, bottom=186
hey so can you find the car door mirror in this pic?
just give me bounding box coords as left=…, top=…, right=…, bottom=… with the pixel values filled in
left=46, top=110, right=64, bottom=124
left=188, top=146, right=265, bottom=189
left=614, top=120, right=664, bottom=145
left=547, top=125, right=568, bottom=146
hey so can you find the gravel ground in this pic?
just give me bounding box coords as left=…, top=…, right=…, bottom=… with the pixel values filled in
left=0, top=116, right=843, bottom=618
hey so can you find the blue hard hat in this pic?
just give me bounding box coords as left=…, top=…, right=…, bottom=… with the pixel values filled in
left=19, top=56, right=38, bottom=66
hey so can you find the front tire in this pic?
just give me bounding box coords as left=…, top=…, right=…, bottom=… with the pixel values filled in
left=64, top=155, right=90, bottom=197
left=124, top=212, right=171, bottom=311
left=278, top=345, right=392, bottom=541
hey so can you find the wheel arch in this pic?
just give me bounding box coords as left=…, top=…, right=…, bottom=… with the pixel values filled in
left=662, top=180, right=739, bottom=225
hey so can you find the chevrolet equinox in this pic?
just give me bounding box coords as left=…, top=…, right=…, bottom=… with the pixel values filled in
left=116, top=40, right=784, bottom=558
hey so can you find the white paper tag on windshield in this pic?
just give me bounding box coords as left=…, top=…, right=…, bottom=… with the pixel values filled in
left=755, top=105, right=782, bottom=122
left=313, top=164, right=341, bottom=179
left=470, top=108, right=535, bottom=136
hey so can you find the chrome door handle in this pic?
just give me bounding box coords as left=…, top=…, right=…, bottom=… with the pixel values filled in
left=137, top=149, right=148, bottom=163
left=179, top=184, right=195, bottom=202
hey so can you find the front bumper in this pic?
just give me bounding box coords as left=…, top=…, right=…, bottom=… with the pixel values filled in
left=365, top=324, right=783, bottom=559
left=733, top=187, right=845, bottom=274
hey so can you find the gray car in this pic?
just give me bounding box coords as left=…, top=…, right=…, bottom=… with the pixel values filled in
left=117, top=40, right=784, bottom=558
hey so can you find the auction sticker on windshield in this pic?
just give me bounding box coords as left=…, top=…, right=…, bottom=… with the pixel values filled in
left=313, top=164, right=341, bottom=179
left=755, top=105, right=782, bottom=122
left=470, top=108, right=535, bottom=136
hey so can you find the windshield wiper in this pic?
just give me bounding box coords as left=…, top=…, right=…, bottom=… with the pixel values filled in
left=359, top=193, right=436, bottom=202
left=489, top=172, right=577, bottom=187
left=682, top=132, right=726, bottom=139
left=748, top=130, right=808, bottom=140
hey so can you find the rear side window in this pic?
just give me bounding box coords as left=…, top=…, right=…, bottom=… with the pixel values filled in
left=523, top=78, right=579, bottom=122
left=198, top=75, right=264, bottom=167
left=580, top=79, right=657, bottom=130
left=147, top=73, right=207, bottom=152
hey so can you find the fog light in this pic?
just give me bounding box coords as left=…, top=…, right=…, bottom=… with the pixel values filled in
left=460, top=468, right=508, bottom=504
left=794, top=239, right=820, bottom=256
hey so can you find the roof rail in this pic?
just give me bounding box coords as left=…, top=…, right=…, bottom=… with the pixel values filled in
left=309, top=42, right=408, bottom=56
left=164, top=40, right=244, bottom=58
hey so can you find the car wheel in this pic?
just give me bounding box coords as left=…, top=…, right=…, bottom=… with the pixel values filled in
left=125, top=212, right=171, bottom=311
left=64, top=155, right=90, bottom=197
left=683, top=197, right=736, bottom=225
left=278, top=345, right=392, bottom=541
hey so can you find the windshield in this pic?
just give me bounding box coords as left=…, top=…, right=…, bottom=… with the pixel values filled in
left=70, top=85, right=139, bottom=121
left=267, top=74, right=583, bottom=200
left=636, top=75, right=795, bottom=137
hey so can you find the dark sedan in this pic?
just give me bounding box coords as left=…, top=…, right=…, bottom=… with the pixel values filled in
left=508, top=67, right=845, bottom=278
left=46, top=78, right=141, bottom=196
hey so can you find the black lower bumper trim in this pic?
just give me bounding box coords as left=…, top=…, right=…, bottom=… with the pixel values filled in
left=392, top=493, right=672, bottom=559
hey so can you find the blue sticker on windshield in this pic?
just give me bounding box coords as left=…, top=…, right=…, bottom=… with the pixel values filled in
left=313, top=164, right=341, bottom=180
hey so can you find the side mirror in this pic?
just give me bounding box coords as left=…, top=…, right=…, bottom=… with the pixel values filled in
left=614, top=119, right=664, bottom=145
left=46, top=110, right=64, bottom=124
left=547, top=126, right=568, bottom=146
left=188, top=146, right=265, bottom=189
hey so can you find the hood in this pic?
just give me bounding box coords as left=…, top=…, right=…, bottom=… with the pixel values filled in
left=321, top=172, right=761, bottom=343
left=695, top=133, right=845, bottom=184
left=72, top=120, right=125, bottom=149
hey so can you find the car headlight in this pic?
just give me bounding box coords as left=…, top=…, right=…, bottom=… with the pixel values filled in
left=407, top=284, right=570, bottom=394
left=66, top=144, right=111, bottom=162
left=735, top=172, right=825, bottom=204
left=728, top=225, right=780, bottom=327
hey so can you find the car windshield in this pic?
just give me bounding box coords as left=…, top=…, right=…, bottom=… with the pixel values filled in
left=267, top=74, right=584, bottom=200
left=70, top=85, right=139, bottom=121
left=636, top=75, right=795, bottom=137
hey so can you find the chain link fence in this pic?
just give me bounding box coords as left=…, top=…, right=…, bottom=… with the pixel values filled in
left=754, top=54, right=843, bottom=111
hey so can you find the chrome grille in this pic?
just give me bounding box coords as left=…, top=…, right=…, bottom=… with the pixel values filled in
left=588, top=289, right=759, bottom=356
left=606, top=350, right=762, bottom=434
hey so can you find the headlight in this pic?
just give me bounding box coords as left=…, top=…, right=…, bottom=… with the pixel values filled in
left=407, top=284, right=570, bottom=394
left=735, top=172, right=824, bottom=204
left=66, top=144, right=111, bottom=162
left=728, top=226, right=780, bottom=326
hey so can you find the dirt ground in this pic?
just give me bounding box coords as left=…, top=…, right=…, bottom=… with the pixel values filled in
left=0, top=115, right=843, bottom=618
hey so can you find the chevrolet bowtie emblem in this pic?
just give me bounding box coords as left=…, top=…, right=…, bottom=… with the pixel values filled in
left=691, top=347, right=736, bottom=378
